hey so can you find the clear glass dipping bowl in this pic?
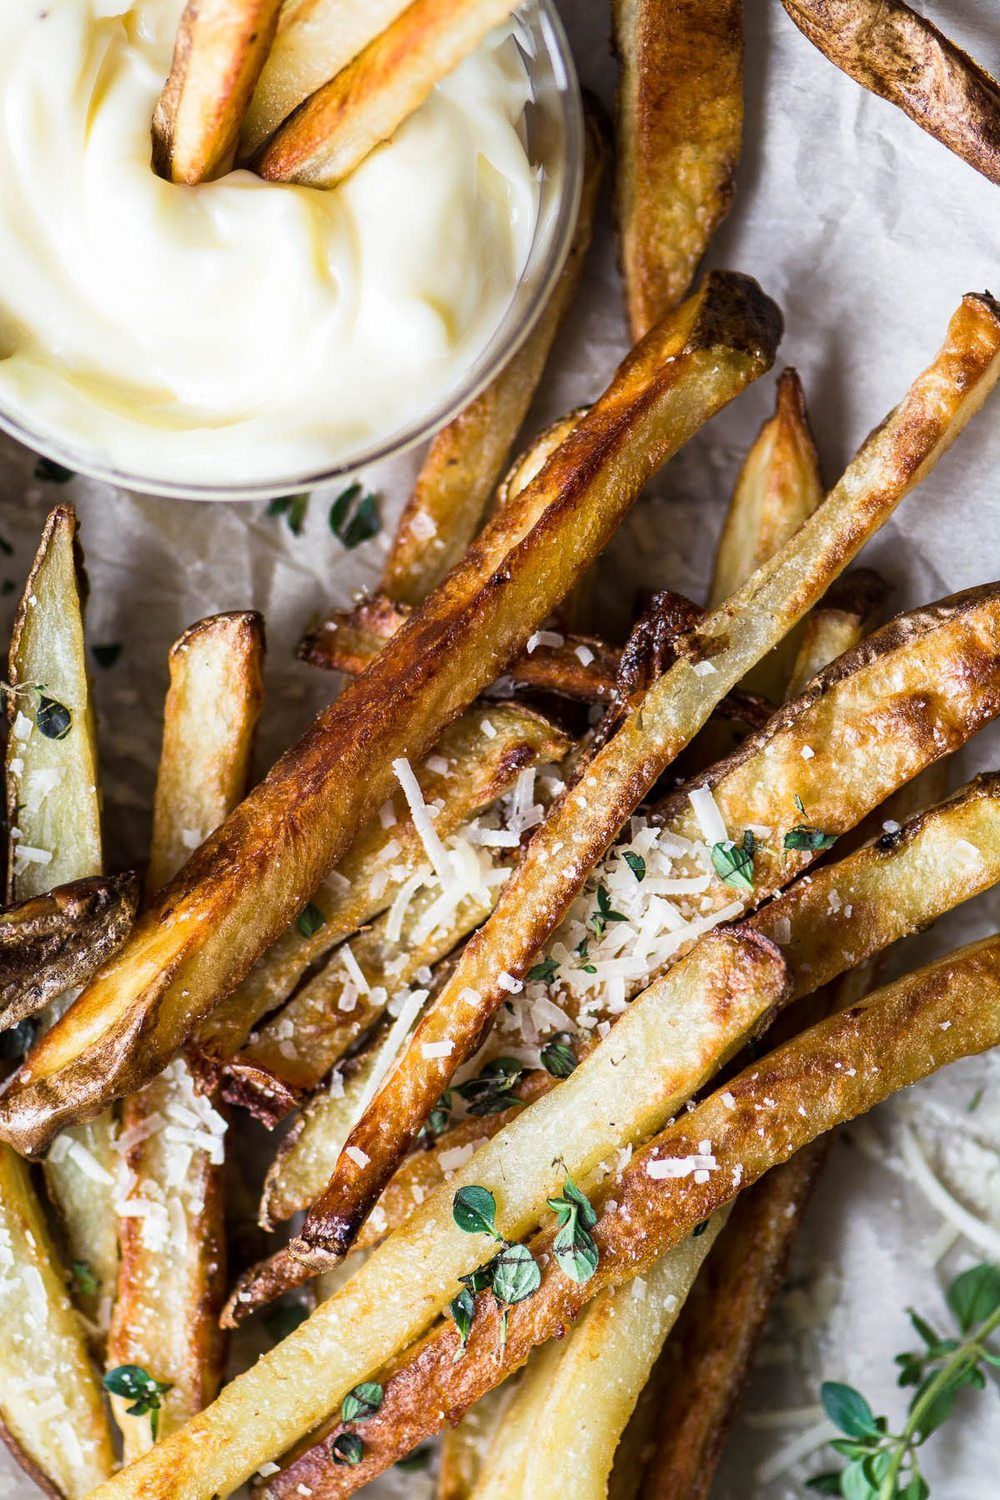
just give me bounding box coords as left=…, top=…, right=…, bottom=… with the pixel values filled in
left=0, top=1, right=583, bottom=503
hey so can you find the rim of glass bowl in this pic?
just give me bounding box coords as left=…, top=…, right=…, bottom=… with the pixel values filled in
left=0, top=0, right=584, bottom=504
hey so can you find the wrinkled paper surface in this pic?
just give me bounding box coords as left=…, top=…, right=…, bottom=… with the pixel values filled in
left=0, top=0, right=999, bottom=1494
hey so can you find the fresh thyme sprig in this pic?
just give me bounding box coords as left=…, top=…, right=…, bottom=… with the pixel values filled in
left=810, top=1263, right=1000, bottom=1498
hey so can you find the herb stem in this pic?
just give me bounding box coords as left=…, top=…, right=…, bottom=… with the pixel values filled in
left=877, top=1303, right=1000, bottom=1499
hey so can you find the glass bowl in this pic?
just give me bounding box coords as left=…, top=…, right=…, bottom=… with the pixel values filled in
left=0, top=0, right=583, bottom=503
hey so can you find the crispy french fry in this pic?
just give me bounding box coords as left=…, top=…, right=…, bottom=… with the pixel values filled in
left=6, top=507, right=101, bottom=903
left=614, top=0, right=744, bottom=338
left=107, top=613, right=264, bottom=1461
left=234, top=585, right=1000, bottom=1315
left=300, top=597, right=623, bottom=702
left=240, top=0, right=412, bottom=156
left=296, top=295, right=1000, bottom=1263
left=147, top=613, right=265, bottom=896
left=709, top=369, right=823, bottom=609
left=784, top=567, right=890, bottom=698
left=0, top=272, right=780, bottom=1159
left=198, top=701, right=569, bottom=1066
left=440, top=1382, right=516, bottom=1500
left=381, top=108, right=606, bottom=604
left=0, top=875, right=137, bottom=1034
left=469, top=1213, right=730, bottom=1500
left=153, top=0, right=284, bottom=184
left=255, top=0, right=521, bottom=187
left=89, top=772, right=1000, bottom=1500
left=4, top=507, right=120, bottom=1332
left=0, top=1144, right=115, bottom=1497
left=260, top=935, right=1000, bottom=1498
left=780, top=0, right=1000, bottom=186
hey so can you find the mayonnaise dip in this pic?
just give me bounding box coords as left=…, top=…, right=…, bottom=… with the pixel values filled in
left=0, top=1, right=543, bottom=488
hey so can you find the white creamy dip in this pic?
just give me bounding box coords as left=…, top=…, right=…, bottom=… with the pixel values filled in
left=0, top=1, right=541, bottom=488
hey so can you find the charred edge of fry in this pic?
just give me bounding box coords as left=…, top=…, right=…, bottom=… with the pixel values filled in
left=0, top=873, right=139, bottom=1031
left=0, top=1420, right=62, bottom=1500
left=780, top=0, right=1000, bottom=187
left=273, top=938, right=1000, bottom=1499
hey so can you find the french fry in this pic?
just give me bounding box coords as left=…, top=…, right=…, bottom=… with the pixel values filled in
left=4, top=507, right=120, bottom=1333
left=299, top=596, right=623, bottom=702
left=267, top=935, right=1000, bottom=1500
left=708, top=369, right=823, bottom=609
left=234, top=584, right=1000, bottom=1313
left=467, top=1213, right=730, bottom=1500
left=147, top=614, right=265, bottom=895
left=6, top=507, right=101, bottom=904
left=153, top=0, right=284, bottom=184
left=88, top=777, right=1000, bottom=1500
left=255, top=0, right=522, bottom=187
left=780, top=0, right=1000, bottom=187
left=0, top=272, right=781, bottom=1159
left=197, top=701, right=569, bottom=1066
left=440, top=1382, right=516, bottom=1500
left=0, top=875, right=138, bottom=1034
left=107, top=613, right=264, bottom=1461
left=614, top=0, right=744, bottom=338
left=381, top=108, right=606, bottom=604
left=240, top=0, right=412, bottom=156
left=0, top=1144, right=115, bottom=1497
left=784, top=567, right=890, bottom=698
left=296, top=295, right=1000, bottom=1263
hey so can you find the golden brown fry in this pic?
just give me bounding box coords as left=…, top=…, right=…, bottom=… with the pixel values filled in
left=299, top=595, right=622, bottom=701
left=0, top=273, right=780, bottom=1160
left=0, top=875, right=138, bottom=1034
left=781, top=0, right=1000, bottom=186
left=6, top=506, right=101, bottom=903
left=153, top=0, right=284, bottom=184
left=439, top=1382, right=515, bottom=1500
left=298, top=296, right=1000, bottom=1264
left=614, top=0, right=744, bottom=339
left=709, top=369, right=823, bottom=609
left=147, top=613, right=264, bottom=896
left=107, top=613, right=264, bottom=1461
left=0, top=1144, right=115, bottom=1498
left=240, top=0, right=412, bottom=156
left=198, top=701, right=569, bottom=1066
left=255, top=0, right=520, bottom=187
left=785, top=567, right=890, bottom=698
left=261, top=936, right=1000, bottom=1499
left=381, top=108, right=606, bottom=603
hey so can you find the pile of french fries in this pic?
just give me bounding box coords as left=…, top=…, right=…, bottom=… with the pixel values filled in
left=0, top=1, right=999, bottom=1498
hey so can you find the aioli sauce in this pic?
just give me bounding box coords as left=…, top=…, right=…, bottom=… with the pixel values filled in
left=0, top=1, right=541, bottom=487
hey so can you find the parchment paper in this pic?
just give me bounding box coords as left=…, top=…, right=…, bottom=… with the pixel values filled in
left=1, top=0, right=999, bottom=1494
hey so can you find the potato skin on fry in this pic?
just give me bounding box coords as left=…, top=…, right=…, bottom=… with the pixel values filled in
left=0, top=874, right=139, bottom=1033
left=781, top=0, right=1000, bottom=186
left=153, top=0, right=284, bottom=184
left=614, top=0, right=744, bottom=339
left=0, top=273, right=779, bottom=1161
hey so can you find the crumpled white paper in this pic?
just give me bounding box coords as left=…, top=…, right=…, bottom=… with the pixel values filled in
left=1, top=0, right=999, bottom=1494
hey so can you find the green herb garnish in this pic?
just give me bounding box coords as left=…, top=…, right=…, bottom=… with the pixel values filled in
left=623, top=851, right=646, bottom=882
left=420, top=1089, right=454, bottom=1142
left=785, top=825, right=837, bottom=852
left=296, top=901, right=325, bottom=939
left=527, top=957, right=559, bottom=984
left=72, top=1260, right=99, bottom=1299
left=34, top=457, right=74, bottom=484
left=268, top=492, right=309, bottom=535
left=455, top=1058, right=524, bottom=1116
left=548, top=1175, right=599, bottom=1284
left=396, top=1447, right=431, bottom=1471
left=711, top=831, right=755, bottom=891
left=341, top=1382, right=383, bottom=1423
left=329, top=484, right=381, bottom=549
left=589, top=882, right=627, bottom=937
left=452, top=1185, right=502, bottom=1240
left=103, top=1365, right=172, bottom=1442
left=449, top=1288, right=476, bottom=1357
left=540, top=1032, right=578, bottom=1079
left=490, top=1242, right=541, bottom=1305
left=36, top=694, right=71, bottom=740
left=810, top=1262, right=1000, bottom=1497
left=330, top=1432, right=365, bottom=1466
